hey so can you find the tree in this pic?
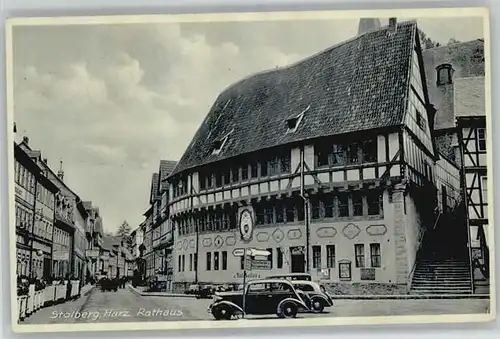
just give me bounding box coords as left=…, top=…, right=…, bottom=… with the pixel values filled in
left=116, top=220, right=132, bottom=244
left=447, top=38, right=461, bottom=45
left=418, top=29, right=440, bottom=50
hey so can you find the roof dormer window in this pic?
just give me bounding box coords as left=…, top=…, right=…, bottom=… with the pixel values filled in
left=211, top=129, right=234, bottom=155
left=436, top=64, right=454, bottom=86
left=285, top=105, right=310, bottom=134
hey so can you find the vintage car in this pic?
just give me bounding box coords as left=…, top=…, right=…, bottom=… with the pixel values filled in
left=291, top=280, right=333, bottom=312
left=195, top=284, right=215, bottom=299
left=185, top=284, right=201, bottom=295
left=99, top=277, right=118, bottom=292
left=266, top=273, right=313, bottom=281
left=208, top=279, right=311, bottom=320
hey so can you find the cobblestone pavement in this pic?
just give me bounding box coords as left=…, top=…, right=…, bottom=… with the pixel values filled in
left=21, top=287, right=491, bottom=324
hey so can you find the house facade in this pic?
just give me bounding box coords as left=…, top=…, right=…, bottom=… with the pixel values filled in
left=165, top=19, right=461, bottom=293
left=422, top=39, right=488, bottom=292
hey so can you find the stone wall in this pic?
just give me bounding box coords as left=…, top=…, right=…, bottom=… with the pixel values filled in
left=324, top=282, right=407, bottom=296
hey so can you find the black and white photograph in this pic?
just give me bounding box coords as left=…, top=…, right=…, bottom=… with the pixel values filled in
left=5, top=7, right=495, bottom=333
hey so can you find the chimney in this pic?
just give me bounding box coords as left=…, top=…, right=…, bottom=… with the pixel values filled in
left=57, top=160, right=64, bottom=181
left=388, top=17, right=397, bottom=33
left=22, top=136, right=29, bottom=145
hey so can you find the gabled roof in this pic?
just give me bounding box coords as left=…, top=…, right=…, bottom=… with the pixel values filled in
left=158, top=160, right=177, bottom=192
left=169, top=21, right=417, bottom=177
left=149, top=173, right=160, bottom=203
left=454, top=76, right=485, bottom=118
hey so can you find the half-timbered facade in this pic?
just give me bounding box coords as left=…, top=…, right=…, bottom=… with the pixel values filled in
left=165, top=19, right=460, bottom=293
left=423, top=38, right=488, bottom=292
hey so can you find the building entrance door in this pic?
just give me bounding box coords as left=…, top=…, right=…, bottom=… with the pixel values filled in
left=290, top=247, right=305, bottom=273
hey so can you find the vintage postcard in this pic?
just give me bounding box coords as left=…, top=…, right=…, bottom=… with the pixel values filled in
left=4, top=7, right=495, bottom=333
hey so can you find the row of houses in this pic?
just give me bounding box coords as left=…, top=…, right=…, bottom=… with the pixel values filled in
left=130, top=18, right=489, bottom=294
left=14, top=135, right=134, bottom=283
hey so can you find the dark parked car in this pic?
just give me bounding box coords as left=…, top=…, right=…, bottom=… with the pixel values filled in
left=196, top=284, right=215, bottom=299
left=99, top=277, right=118, bottom=292
left=291, top=280, right=333, bottom=312
left=208, top=279, right=311, bottom=320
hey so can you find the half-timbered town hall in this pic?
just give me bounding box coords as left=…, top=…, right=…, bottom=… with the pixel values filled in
left=165, top=19, right=464, bottom=294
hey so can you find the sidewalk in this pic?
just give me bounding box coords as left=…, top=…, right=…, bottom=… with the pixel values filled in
left=21, top=284, right=95, bottom=325
left=127, top=284, right=196, bottom=298
left=330, top=293, right=491, bottom=300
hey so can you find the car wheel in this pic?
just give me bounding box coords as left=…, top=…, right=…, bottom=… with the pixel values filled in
left=212, top=305, right=232, bottom=320
left=311, top=297, right=325, bottom=313
left=278, top=301, right=298, bottom=319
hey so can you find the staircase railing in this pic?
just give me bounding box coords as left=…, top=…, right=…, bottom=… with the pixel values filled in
left=407, top=211, right=442, bottom=292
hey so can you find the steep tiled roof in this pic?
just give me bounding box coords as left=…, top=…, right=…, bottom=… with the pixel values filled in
left=454, top=76, right=485, bottom=117
left=150, top=173, right=160, bottom=203
left=158, top=160, right=177, bottom=192
left=169, top=21, right=417, bottom=177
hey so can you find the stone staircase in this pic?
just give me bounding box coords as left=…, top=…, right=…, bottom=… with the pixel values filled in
left=410, top=259, right=472, bottom=295
left=409, top=205, right=473, bottom=295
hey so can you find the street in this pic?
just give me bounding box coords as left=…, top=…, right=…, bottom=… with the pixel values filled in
left=21, top=287, right=490, bottom=324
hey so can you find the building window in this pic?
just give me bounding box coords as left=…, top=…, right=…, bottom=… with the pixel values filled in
left=223, top=170, right=230, bottom=185
left=214, top=252, right=219, bottom=270
left=199, top=174, right=206, bottom=190
left=416, top=110, right=426, bottom=130
left=367, top=191, right=382, bottom=215
left=280, top=153, right=291, bottom=173
left=241, top=165, right=248, bottom=180
left=266, top=248, right=273, bottom=269
left=277, top=248, right=283, bottom=269
left=222, top=251, right=227, bottom=270
left=215, top=173, right=222, bottom=187
left=347, top=143, right=359, bottom=164
left=297, top=202, right=305, bottom=221
left=370, top=243, right=381, bottom=268
left=478, top=128, right=486, bottom=151
left=311, top=198, right=321, bottom=219
left=264, top=205, right=274, bottom=224
left=207, top=174, right=213, bottom=188
left=182, top=255, right=185, bottom=272
left=178, top=255, right=181, bottom=272
left=436, top=64, right=453, bottom=86
left=250, top=163, right=258, bottom=178
left=206, top=252, right=211, bottom=271
left=355, top=244, right=365, bottom=268
left=312, top=246, right=321, bottom=269
left=260, top=161, right=268, bottom=177
left=275, top=202, right=284, bottom=223
left=189, top=253, right=193, bottom=271
left=338, top=195, right=349, bottom=217
left=255, top=204, right=265, bottom=225
left=194, top=253, right=197, bottom=271
left=231, top=167, right=239, bottom=182
left=352, top=193, right=363, bottom=216
left=269, top=157, right=279, bottom=176
left=326, top=245, right=335, bottom=268
left=323, top=195, right=334, bottom=218
left=240, top=256, right=245, bottom=270
left=315, top=144, right=330, bottom=167
left=361, top=139, right=377, bottom=162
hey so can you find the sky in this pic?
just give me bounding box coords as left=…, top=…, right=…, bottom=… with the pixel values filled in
left=11, top=15, right=484, bottom=234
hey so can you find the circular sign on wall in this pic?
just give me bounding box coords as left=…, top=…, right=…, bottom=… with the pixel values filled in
left=239, top=208, right=254, bottom=242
